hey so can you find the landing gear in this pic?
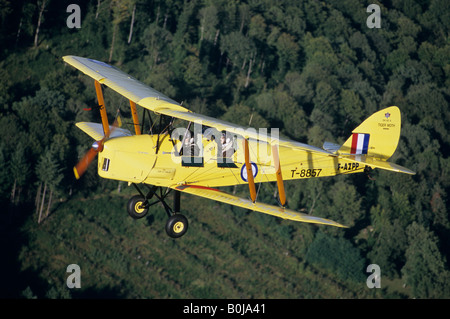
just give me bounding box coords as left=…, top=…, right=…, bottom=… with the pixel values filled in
left=128, top=184, right=189, bottom=238
left=165, top=214, right=189, bottom=238
left=127, top=195, right=149, bottom=219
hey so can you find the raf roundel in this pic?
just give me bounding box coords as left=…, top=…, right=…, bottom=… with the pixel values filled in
left=240, top=162, right=258, bottom=182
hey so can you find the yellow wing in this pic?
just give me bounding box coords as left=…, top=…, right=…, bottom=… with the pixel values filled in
left=76, top=122, right=132, bottom=141
left=63, top=55, right=186, bottom=111
left=174, top=185, right=347, bottom=228
left=63, top=55, right=330, bottom=156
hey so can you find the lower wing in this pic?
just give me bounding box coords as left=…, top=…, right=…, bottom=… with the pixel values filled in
left=76, top=122, right=132, bottom=140
left=173, top=185, right=347, bottom=228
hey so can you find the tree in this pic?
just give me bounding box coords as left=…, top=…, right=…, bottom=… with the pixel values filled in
left=312, top=81, right=338, bottom=114
left=198, top=4, right=219, bottom=44
left=127, top=1, right=136, bottom=44
left=248, top=14, right=267, bottom=41
left=33, top=0, right=47, bottom=47
left=21, top=286, right=37, bottom=299
left=430, top=183, right=449, bottom=230
left=182, top=55, right=205, bottom=87
left=397, top=16, right=421, bottom=38
left=401, top=222, right=450, bottom=298
left=170, top=0, right=196, bottom=79
left=322, top=9, right=351, bottom=41
left=307, top=109, right=336, bottom=146
left=339, top=89, right=364, bottom=125
left=302, top=34, right=339, bottom=85
left=0, top=0, right=12, bottom=29
left=284, top=71, right=314, bottom=104
left=11, top=88, right=66, bottom=158
left=254, top=88, right=307, bottom=139
left=221, top=103, right=269, bottom=128
left=384, top=46, right=412, bottom=73
left=367, top=219, right=408, bottom=278
left=220, top=31, right=256, bottom=72
left=392, top=0, right=423, bottom=20
left=419, top=0, right=450, bottom=38
left=143, top=63, right=177, bottom=100
left=348, top=31, right=376, bottom=63
left=0, top=145, right=10, bottom=201
left=142, top=22, right=173, bottom=68
left=274, top=32, right=299, bottom=74
left=302, top=0, right=327, bottom=31
left=35, top=148, right=63, bottom=224
left=9, top=142, right=30, bottom=205
left=109, top=0, right=132, bottom=62
left=306, top=231, right=366, bottom=282
left=12, top=1, right=36, bottom=47
left=326, top=180, right=364, bottom=228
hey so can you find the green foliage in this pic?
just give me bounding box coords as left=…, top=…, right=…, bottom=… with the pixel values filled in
left=35, top=148, right=63, bottom=191
left=21, top=287, right=37, bottom=299
left=327, top=180, right=364, bottom=228
left=401, top=223, right=450, bottom=298
left=306, top=231, right=366, bottom=282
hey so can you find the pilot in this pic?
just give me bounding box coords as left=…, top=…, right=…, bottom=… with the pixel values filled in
left=180, top=131, right=199, bottom=156
left=220, top=132, right=233, bottom=158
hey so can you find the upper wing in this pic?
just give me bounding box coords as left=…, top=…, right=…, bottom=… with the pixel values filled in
left=174, top=185, right=347, bottom=228
left=63, top=55, right=187, bottom=111
left=159, top=108, right=330, bottom=155
left=63, top=55, right=331, bottom=156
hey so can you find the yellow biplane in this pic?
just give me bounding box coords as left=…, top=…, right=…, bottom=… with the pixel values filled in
left=64, top=56, right=415, bottom=238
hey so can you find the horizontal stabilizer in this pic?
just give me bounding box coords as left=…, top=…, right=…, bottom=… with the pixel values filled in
left=323, top=141, right=340, bottom=154
left=339, top=154, right=415, bottom=175
left=174, top=185, right=347, bottom=228
left=76, top=122, right=132, bottom=140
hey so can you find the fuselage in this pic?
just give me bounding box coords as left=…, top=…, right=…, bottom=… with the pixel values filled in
left=97, top=133, right=364, bottom=188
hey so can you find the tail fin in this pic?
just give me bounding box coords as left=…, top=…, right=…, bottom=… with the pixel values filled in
left=337, top=106, right=415, bottom=175
left=339, top=106, right=401, bottom=160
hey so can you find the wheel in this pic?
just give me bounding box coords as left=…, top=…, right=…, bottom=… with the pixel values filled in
left=127, top=195, right=149, bottom=219
left=165, top=214, right=188, bottom=238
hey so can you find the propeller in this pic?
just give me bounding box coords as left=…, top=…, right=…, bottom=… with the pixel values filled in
left=73, top=120, right=118, bottom=180
left=73, top=139, right=105, bottom=179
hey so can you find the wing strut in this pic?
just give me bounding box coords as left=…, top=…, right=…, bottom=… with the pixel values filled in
left=243, top=138, right=257, bottom=203
left=272, top=144, right=286, bottom=206
left=129, top=100, right=141, bottom=135
left=94, top=80, right=110, bottom=137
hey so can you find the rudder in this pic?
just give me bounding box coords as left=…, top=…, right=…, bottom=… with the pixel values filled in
left=339, top=106, right=401, bottom=160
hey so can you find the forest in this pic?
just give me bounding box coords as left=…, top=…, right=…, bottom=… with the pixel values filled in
left=0, top=0, right=449, bottom=299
